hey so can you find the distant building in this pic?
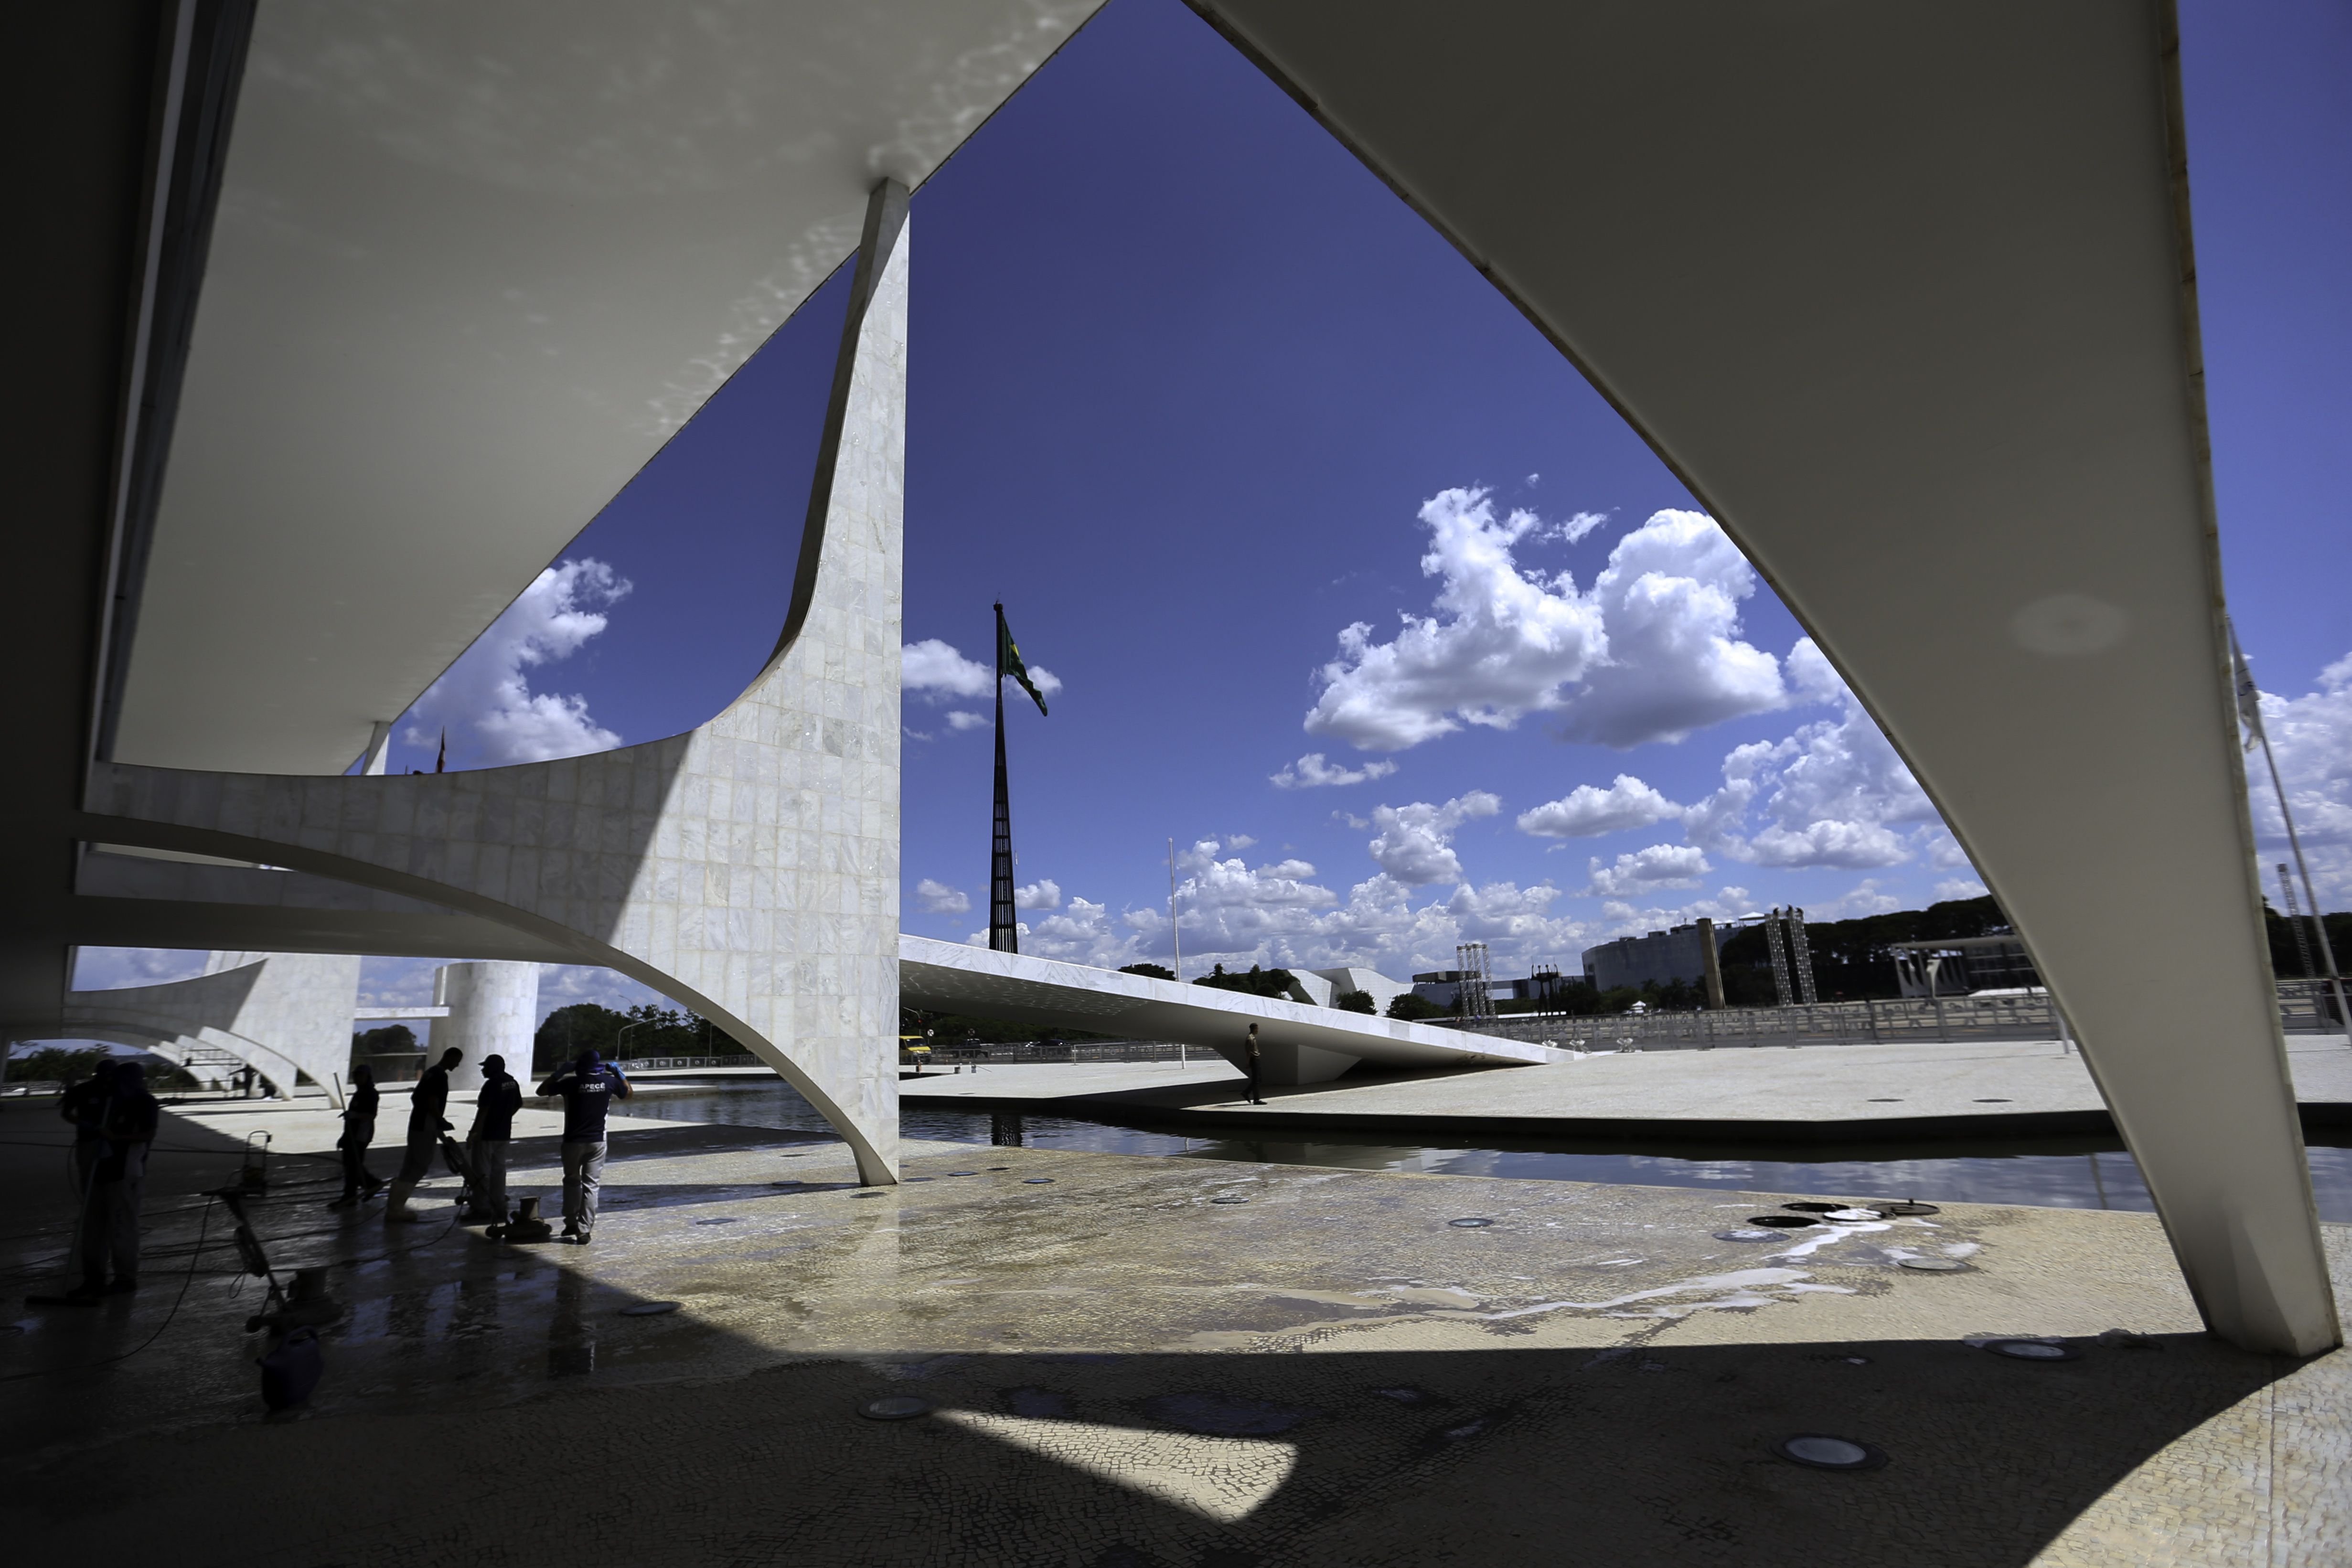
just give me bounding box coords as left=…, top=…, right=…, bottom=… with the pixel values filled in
left=1410, top=964, right=1576, bottom=1010
left=1582, top=923, right=1733, bottom=994
left=1889, top=937, right=2039, bottom=997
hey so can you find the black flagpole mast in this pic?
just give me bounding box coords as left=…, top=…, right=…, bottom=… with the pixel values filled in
left=989, top=602, right=1017, bottom=952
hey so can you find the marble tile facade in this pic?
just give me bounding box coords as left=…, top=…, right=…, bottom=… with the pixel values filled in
left=81, top=188, right=909, bottom=1182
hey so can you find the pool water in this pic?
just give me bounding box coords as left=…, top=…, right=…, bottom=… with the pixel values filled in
left=618, top=1079, right=2352, bottom=1221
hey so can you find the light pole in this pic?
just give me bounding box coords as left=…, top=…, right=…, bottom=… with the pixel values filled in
left=617, top=1019, right=648, bottom=1062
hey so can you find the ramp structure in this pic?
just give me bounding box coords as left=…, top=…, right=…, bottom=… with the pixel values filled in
left=901, top=935, right=1564, bottom=1086
left=61, top=951, right=361, bottom=1103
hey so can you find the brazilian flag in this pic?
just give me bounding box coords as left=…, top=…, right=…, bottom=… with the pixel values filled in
left=996, top=604, right=1049, bottom=717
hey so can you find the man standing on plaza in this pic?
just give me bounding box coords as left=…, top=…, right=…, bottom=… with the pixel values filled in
left=1244, top=1023, right=1266, bottom=1105
left=70, top=1062, right=158, bottom=1298
left=385, top=1045, right=462, bottom=1224
left=59, top=1056, right=118, bottom=1199
left=465, top=1053, right=524, bottom=1224
left=537, top=1048, right=630, bottom=1244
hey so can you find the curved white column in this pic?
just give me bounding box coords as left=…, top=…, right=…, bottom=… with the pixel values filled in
left=435, top=961, right=541, bottom=1090
left=1201, top=0, right=2337, bottom=1351
left=78, top=185, right=909, bottom=1183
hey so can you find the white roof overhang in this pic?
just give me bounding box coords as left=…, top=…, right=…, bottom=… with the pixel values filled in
left=112, top=0, right=1105, bottom=775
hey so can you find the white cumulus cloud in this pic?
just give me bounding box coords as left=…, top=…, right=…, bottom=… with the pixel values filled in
left=405, top=558, right=630, bottom=766
left=1014, top=879, right=1063, bottom=911
left=1304, top=489, right=1607, bottom=751
left=1271, top=752, right=1399, bottom=789
left=1302, top=491, right=1787, bottom=756
left=2248, top=650, right=2352, bottom=903
left=1551, top=510, right=1788, bottom=747
left=1517, top=774, right=1682, bottom=839
left=944, top=711, right=990, bottom=732
left=1367, top=791, right=1502, bottom=886
left=1584, top=844, right=1711, bottom=895
left=903, top=639, right=1062, bottom=703
left=1684, top=638, right=1943, bottom=870
left=916, top=879, right=971, bottom=916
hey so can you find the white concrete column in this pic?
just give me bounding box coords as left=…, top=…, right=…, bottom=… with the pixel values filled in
left=433, top=961, right=540, bottom=1091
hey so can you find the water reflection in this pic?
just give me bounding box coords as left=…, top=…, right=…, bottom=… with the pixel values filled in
left=548, top=1266, right=594, bottom=1378
left=618, top=1080, right=2352, bottom=1221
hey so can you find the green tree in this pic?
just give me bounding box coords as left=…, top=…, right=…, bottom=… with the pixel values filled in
left=1119, top=962, right=1176, bottom=981
left=533, top=1001, right=742, bottom=1070
left=1334, top=990, right=1376, bottom=1014
left=1385, top=993, right=1445, bottom=1022
left=1192, top=963, right=1296, bottom=1000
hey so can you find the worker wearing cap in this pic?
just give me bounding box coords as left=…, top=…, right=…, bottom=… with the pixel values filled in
left=464, top=1053, right=524, bottom=1225
left=536, top=1049, right=630, bottom=1243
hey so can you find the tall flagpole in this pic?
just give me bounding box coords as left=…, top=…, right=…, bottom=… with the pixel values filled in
left=2232, top=622, right=2348, bottom=1031
left=989, top=603, right=1017, bottom=953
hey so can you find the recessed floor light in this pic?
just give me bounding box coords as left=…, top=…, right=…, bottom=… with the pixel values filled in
left=1985, top=1339, right=2075, bottom=1361
left=1873, top=1201, right=1941, bottom=1216
left=1783, top=1202, right=1847, bottom=1213
left=1897, top=1257, right=1969, bottom=1272
left=1747, top=1215, right=1820, bottom=1228
left=1867, top=1097, right=1904, bottom=1102
left=1210, top=1195, right=1249, bottom=1205
left=1775, top=1433, right=1886, bottom=1471
left=860, top=1396, right=932, bottom=1421
left=1973, top=1098, right=2012, bottom=1103
left=1023, top=1177, right=1055, bottom=1184
left=947, top=1172, right=977, bottom=1177
left=1449, top=1217, right=1494, bottom=1228
left=618, top=1301, right=681, bottom=1317
left=987, top=1166, right=1010, bottom=1171
left=693, top=1217, right=740, bottom=1226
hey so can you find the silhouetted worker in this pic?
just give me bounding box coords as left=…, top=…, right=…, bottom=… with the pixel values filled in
left=59, top=1057, right=119, bottom=1197
left=71, top=1062, right=159, bottom=1298
left=1244, top=1023, right=1266, bottom=1105
left=385, top=1046, right=462, bottom=1224
left=466, top=1053, right=524, bottom=1224
left=331, top=1063, right=384, bottom=1209
left=537, top=1049, right=630, bottom=1244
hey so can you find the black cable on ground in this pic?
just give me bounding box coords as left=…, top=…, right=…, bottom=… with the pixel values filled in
left=0, top=1196, right=219, bottom=1383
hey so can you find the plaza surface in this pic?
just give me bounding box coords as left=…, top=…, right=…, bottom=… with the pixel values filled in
left=903, top=1037, right=2352, bottom=1143
left=3, top=1094, right=2347, bottom=1566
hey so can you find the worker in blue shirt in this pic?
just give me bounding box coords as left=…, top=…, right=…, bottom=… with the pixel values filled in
left=536, top=1049, right=630, bottom=1243
left=465, top=1053, right=524, bottom=1225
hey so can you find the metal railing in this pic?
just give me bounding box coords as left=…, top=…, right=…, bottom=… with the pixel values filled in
left=1462, top=981, right=2344, bottom=1051
left=907, top=1040, right=1197, bottom=1067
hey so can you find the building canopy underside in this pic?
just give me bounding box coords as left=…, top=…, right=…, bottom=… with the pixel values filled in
left=4, top=1, right=2335, bottom=1352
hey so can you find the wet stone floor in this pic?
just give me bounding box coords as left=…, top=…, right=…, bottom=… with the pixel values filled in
left=2, top=1101, right=2347, bottom=1567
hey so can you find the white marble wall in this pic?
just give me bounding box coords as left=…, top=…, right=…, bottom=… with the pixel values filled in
left=82, top=188, right=908, bottom=1181
left=63, top=950, right=363, bottom=1101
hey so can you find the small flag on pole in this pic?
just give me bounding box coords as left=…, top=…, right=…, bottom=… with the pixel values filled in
left=996, top=606, right=1049, bottom=717
left=435, top=728, right=448, bottom=773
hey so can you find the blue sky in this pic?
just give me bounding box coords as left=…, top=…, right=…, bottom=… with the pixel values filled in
left=75, top=0, right=2352, bottom=1012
